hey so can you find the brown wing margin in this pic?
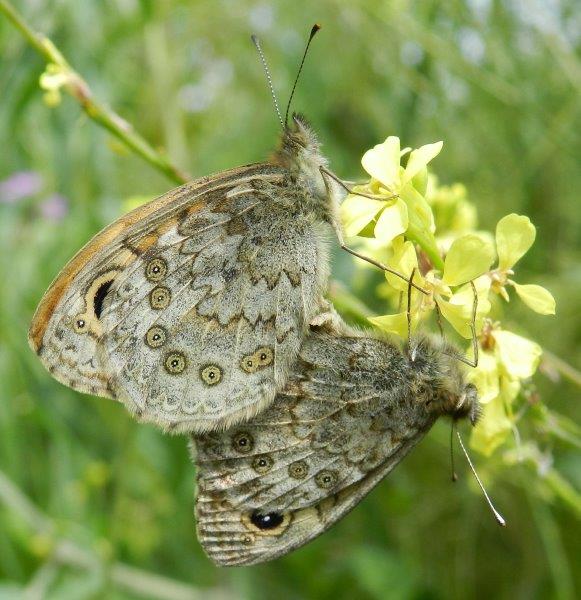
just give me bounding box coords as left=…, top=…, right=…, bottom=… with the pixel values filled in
left=28, top=163, right=281, bottom=353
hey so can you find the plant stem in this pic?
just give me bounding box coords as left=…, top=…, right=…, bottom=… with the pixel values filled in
left=0, top=0, right=190, bottom=185
left=0, top=469, right=228, bottom=600
left=542, top=350, right=581, bottom=389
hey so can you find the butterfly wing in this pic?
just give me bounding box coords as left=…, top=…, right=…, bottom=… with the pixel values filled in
left=192, top=331, right=437, bottom=566
left=30, top=163, right=329, bottom=431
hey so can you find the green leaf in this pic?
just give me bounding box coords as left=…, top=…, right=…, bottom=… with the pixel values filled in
left=513, top=282, right=556, bottom=315
left=442, top=234, right=494, bottom=286
left=496, top=213, right=536, bottom=270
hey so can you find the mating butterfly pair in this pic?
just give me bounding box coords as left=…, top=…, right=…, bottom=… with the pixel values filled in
left=29, top=28, right=487, bottom=566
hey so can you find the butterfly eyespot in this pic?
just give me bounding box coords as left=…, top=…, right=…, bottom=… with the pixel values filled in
left=288, top=460, right=309, bottom=479
left=73, top=317, right=87, bottom=333
left=231, top=431, right=254, bottom=454
left=200, top=364, right=222, bottom=386
left=145, top=326, right=167, bottom=348
left=249, top=511, right=285, bottom=530
left=315, top=470, right=338, bottom=489
left=252, top=455, right=274, bottom=474
left=149, top=286, right=171, bottom=309
left=164, top=352, right=186, bottom=374
left=145, top=257, right=168, bottom=282
left=256, top=347, right=274, bottom=367
left=240, top=355, right=257, bottom=373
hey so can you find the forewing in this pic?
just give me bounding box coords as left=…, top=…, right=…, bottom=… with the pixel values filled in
left=30, top=164, right=327, bottom=431
left=192, top=331, right=437, bottom=566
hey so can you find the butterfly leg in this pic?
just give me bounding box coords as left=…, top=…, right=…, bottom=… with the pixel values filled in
left=318, top=166, right=428, bottom=296
left=441, top=280, right=480, bottom=368
left=309, top=299, right=343, bottom=333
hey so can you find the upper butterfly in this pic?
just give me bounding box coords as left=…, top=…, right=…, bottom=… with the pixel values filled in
left=28, top=111, right=345, bottom=433
left=28, top=24, right=351, bottom=432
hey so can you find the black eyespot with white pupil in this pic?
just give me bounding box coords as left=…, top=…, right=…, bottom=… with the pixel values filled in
left=232, top=431, right=254, bottom=454
left=250, top=511, right=284, bottom=530
left=200, top=364, right=222, bottom=385
left=252, top=455, right=273, bottom=474
left=145, top=326, right=166, bottom=348
left=164, top=352, right=186, bottom=374
left=145, top=257, right=168, bottom=282
left=315, top=470, right=338, bottom=489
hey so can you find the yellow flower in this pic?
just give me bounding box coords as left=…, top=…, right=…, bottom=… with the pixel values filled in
left=340, top=136, right=442, bottom=242
left=489, top=214, right=556, bottom=315
left=39, top=63, right=71, bottom=107
left=468, top=323, right=542, bottom=455
left=370, top=234, right=494, bottom=339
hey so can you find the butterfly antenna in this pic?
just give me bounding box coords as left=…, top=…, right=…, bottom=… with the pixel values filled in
left=450, top=421, right=458, bottom=482
left=251, top=34, right=284, bottom=129
left=284, top=24, right=321, bottom=127
left=455, top=429, right=506, bottom=526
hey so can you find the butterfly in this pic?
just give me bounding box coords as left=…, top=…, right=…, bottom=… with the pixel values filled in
left=191, top=316, right=481, bottom=566
left=27, top=27, right=375, bottom=433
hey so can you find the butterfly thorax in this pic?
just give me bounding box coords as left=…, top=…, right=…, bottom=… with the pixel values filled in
left=271, top=113, right=344, bottom=229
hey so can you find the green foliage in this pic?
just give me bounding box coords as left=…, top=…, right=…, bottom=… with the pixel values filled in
left=0, top=1, right=580, bottom=598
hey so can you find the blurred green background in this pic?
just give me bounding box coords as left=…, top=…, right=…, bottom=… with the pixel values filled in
left=1, top=0, right=580, bottom=598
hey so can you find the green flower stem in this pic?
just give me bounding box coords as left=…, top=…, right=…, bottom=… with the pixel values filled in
left=406, top=224, right=445, bottom=271
left=0, top=0, right=190, bottom=185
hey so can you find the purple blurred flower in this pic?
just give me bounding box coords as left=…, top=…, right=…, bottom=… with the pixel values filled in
left=40, top=193, right=69, bottom=221
left=0, top=171, right=43, bottom=203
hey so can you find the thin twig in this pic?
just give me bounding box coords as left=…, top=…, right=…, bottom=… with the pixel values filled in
left=0, top=0, right=190, bottom=185
left=541, top=350, right=581, bottom=389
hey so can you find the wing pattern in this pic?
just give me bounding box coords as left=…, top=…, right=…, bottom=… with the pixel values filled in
left=193, top=330, right=438, bottom=566
left=30, top=164, right=330, bottom=431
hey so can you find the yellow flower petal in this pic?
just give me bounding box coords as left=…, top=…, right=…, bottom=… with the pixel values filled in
left=369, top=312, right=410, bottom=338
left=437, top=298, right=474, bottom=338
left=512, top=282, right=556, bottom=315
left=361, top=136, right=401, bottom=190
left=496, top=214, right=536, bottom=270
left=374, top=199, right=409, bottom=243
left=492, top=330, right=542, bottom=379
left=448, top=275, right=492, bottom=324
left=470, top=394, right=512, bottom=456
left=442, top=234, right=494, bottom=286
left=467, top=350, right=499, bottom=404
left=401, top=141, right=443, bottom=186
left=499, top=375, right=521, bottom=406
left=386, top=238, right=419, bottom=292
left=340, top=194, right=385, bottom=237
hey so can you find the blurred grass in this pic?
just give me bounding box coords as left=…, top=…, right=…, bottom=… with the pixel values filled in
left=0, top=1, right=580, bottom=598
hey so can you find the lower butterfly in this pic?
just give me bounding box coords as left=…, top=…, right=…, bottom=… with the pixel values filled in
left=191, top=315, right=482, bottom=566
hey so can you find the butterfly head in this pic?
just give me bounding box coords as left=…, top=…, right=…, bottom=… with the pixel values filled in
left=271, top=113, right=334, bottom=203
left=408, top=335, right=481, bottom=426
